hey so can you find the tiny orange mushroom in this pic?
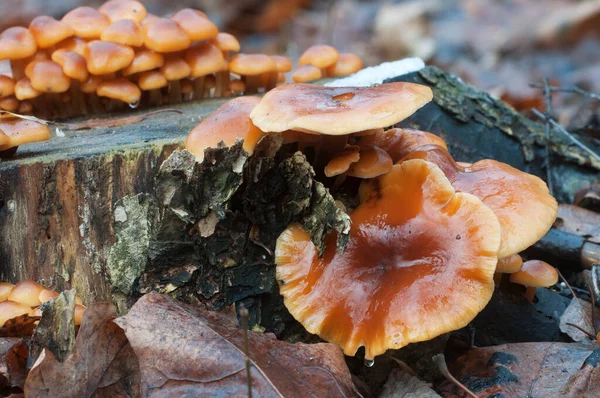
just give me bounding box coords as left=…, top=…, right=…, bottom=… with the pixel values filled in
left=494, top=253, right=523, bottom=284
left=0, top=282, right=14, bottom=301
left=510, top=260, right=558, bottom=302
left=324, top=146, right=360, bottom=177
left=276, top=159, right=501, bottom=360
left=185, top=96, right=266, bottom=162
left=355, top=128, right=447, bottom=162
left=347, top=146, right=393, bottom=178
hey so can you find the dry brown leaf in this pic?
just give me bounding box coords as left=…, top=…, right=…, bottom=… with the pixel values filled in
left=562, top=348, right=600, bottom=397
left=24, top=303, right=140, bottom=398
left=0, top=315, right=40, bottom=338
left=556, top=204, right=600, bottom=244
left=0, top=338, right=28, bottom=391
left=114, top=292, right=356, bottom=397
left=379, top=369, right=441, bottom=398
left=560, top=298, right=600, bottom=342
left=437, top=342, right=594, bottom=397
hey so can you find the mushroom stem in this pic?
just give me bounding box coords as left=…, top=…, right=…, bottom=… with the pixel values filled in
left=9, top=59, right=27, bottom=81
left=266, top=72, right=278, bottom=91
left=70, top=82, right=88, bottom=116
left=0, top=146, right=18, bottom=159
left=168, top=79, right=181, bottom=103
left=215, top=70, right=227, bottom=97
left=149, top=89, right=162, bottom=106
left=245, top=75, right=259, bottom=94
left=194, top=75, right=205, bottom=99
left=525, top=286, right=536, bottom=303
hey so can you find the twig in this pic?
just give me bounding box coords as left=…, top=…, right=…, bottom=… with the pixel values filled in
left=558, top=269, right=593, bottom=331
left=432, top=353, right=478, bottom=398
left=589, top=285, right=597, bottom=333
left=529, top=83, right=600, bottom=101
left=531, top=108, right=600, bottom=163
left=240, top=304, right=253, bottom=398
left=565, top=322, right=596, bottom=338
left=541, top=78, right=554, bottom=196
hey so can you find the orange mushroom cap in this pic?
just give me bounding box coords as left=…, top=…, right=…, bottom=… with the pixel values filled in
left=143, top=18, right=191, bottom=53
left=510, top=260, right=558, bottom=287
left=25, top=60, right=71, bottom=93
left=74, top=304, right=87, bottom=326
left=122, top=49, right=164, bottom=76
left=324, top=146, right=360, bottom=177
left=97, top=78, right=141, bottom=105
left=38, top=289, right=59, bottom=303
left=0, top=27, right=38, bottom=60
left=276, top=159, right=501, bottom=360
left=51, top=49, right=89, bottom=82
left=186, top=96, right=265, bottom=162
left=61, top=7, right=110, bottom=39
left=250, top=83, right=433, bottom=135
left=8, top=280, right=45, bottom=307
left=326, top=53, right=363, bottom=77
left=80, top=75, right=102, bottom=93
left=212, top=32, right=240, bottom=53
left=229, top=54, right=276, bottom=76
left=84, top=40, right=135, bottom=75
left=356, top=128, right=447, bottom=162
left=161, top=56, right=191, bottom=81
left=292, top=64, right=322, bottom=83
left=15, top=78, right=41, bottom=100
left=0, top=118, right=51, bottom=151
left=299, top=44, right=339, bottom=69
left=185, top=43, right=225, bottom=78
left=0, top=282, right=14, bottom=302
left=347, top=146, right=393, bottom=178
left=138, top=70, right=167, bottom=90
left=0, top=97, right=19, bottom=112
left=55, top=36, right=88, bottom=56
left=29, top=16, right=74, bottom=49
left=396, top=145, right=558, bottom=257
left=171, top=8, right=218, bottom=41
left=101, top=19, right=144, bottom=47
left=272, top=55, right=293, bottom=73
left=496, top=254, right=523, bottom=274
left=0, top=301, right=33, bottom=327
left=98, top=0, right=148, bottom=23
left=0, top=76, right=15, bottom=98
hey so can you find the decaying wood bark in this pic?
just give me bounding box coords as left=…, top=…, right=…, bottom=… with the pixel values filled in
left=0, top=66, right=598, bottom=335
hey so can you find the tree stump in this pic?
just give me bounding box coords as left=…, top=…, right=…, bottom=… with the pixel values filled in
left=0, top=66, right=598, bottom=335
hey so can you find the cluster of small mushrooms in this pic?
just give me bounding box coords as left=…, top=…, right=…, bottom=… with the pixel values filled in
left=0, top=280, right=86, bottom=331
left=0, top=0, right=361, bottom=157
left=186, top=82, right=559, bottom=361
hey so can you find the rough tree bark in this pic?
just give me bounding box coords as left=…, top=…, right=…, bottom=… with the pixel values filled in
left=0, top=66, right=598, bottom=336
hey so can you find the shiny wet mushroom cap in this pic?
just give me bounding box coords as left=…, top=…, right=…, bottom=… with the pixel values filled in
left=0, top=301, right=33, bottom=327
left=396, top=145, right=558, bottom=257
left=101, top=19, right=144, bottom=47
left=171, top=8, right=218, bottom=41
left=326, top=53, right=363, bottom=77
left=29, top=16, right=74, bottom=49
left=292, top=64, right=322, bottom=83
left=99, top=0, right=148, bottom=23
left=324, top=146, right=360, bottom=177
left=250, top=82, right=433, bottom=135
left=299, top=44, right=339, bottom=69
left=143, top=18, right=190, bottom=53
left=0, top=27, right=38, bottom=60
left=61, top=7, right=110, bottom=39
left=185, top=96, right=265, bottom=162
left=8, top=280, right=45, bottom=307
left=84, top=40, right=135, bottom=75
left=276, top=159, right=501, bottom=360
left=0, top=282, right=14, bottom=301
left=0, top=118, right=51, bottom=151
left=96, top=78, right=141, bottom=105
left=347, top=146, right=393, bottom=178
